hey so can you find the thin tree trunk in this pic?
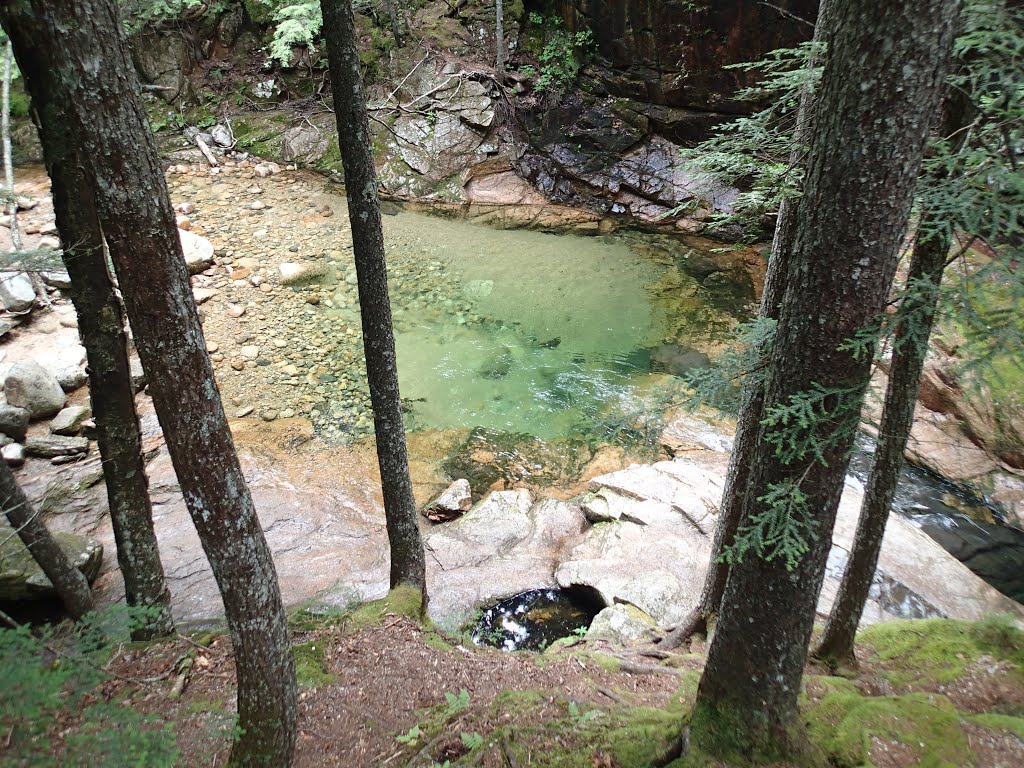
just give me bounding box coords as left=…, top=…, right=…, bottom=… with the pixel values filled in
left=383, top=0, right=403, bottom=47
left=661, top=0, right=835, bottom=650
left=814, top=87, right=973, bottom=671
left=1, top=2, right=297, bottom=765
left=320, top=0, right=427, bottom=606
left=2, top=40, right=20, bottom=253
left=28, top=103, right=174, bottom=639
left=1, top=462, right=94, bottom=619
left=691, top=0, right=959, bottom=756
left=495, top=0, right=506, bottom=81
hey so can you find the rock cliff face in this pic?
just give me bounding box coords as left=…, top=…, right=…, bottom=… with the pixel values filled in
left=105, top=1, right=820, bottom=225
left=510, top=0, right=817, bottom=219
left=562, top=0, right=818, bottom=113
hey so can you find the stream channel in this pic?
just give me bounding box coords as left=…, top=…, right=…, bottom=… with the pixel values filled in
left=361, top=210, right=1024, bottom=608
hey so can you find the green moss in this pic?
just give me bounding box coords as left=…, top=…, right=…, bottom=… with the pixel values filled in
left=342, top=585, right=425, bottom=631
left=968, top=712, right=1024, bottom=740
left=483, top=688, right=687, bottom=768
left=587, top=651, right=622, bottom=672
left=288, top=603, right=349, bottom=632
left=314, top=134, right=343, bottom=174
left=186, top=698, right=228, bottom=716
left=9, top=87, right=29, bottom=119
left=293, top=640, right=335, bottom=688
left=806, top=684, right=969, bottom=767
left=859, top=617, right=1024, bottom=688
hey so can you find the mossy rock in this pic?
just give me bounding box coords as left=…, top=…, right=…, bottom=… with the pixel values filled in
left=806, top=678, right=970, bottom=767
left=0, top=528, right=103, bottom=602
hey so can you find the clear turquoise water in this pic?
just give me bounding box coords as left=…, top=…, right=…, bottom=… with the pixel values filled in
left=382, top=213, right=705, bottom=440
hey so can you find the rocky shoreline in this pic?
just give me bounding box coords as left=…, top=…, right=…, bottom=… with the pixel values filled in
left=2, top=157, right=1022, bottom=629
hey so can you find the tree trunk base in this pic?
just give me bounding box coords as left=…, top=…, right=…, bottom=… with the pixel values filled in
left=658, top=607, right=709, bottom=650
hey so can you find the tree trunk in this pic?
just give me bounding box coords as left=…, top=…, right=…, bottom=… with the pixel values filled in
left=23, top=84, right=174, bottom=641
left=2, top=40, right=20, bottom=253
left=691, top=0, right=960, bottom=757
left=661, top=0, right=835, bottom=650
left=1, top=462, right=94, bottom=619
left=320, top=0, right=427, bottom=606
left=1, top=2, right=297, bottom=765
left=814, top=86, right=973, bottom=671
left=384, top=0, right=403, bottom=47
left=495, top=0, right=506, bottom=81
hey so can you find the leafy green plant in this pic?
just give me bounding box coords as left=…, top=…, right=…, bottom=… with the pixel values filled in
left=460, top=731, right=484, bottom=750
left=526, top=12, right=595, bottom=92
left=0, top=607, right=179, bottom=767
left=395, top=724, right=422, bottom=746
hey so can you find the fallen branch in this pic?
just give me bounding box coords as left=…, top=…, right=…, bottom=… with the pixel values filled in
left=192, top=133, right=220, bottom=167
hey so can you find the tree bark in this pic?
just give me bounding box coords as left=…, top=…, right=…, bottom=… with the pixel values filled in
left=814, top=86, right=973, bottom=671
left=1, top=2, right=297, bottom=765
left=25, top=96, right=174, bottom=641
left=661, top=0, right=835, bottom=650
left=320, top=0, right=427, bottom=606
left=1, top=462, right=94, bottom=619
left=384, top=0, right=403, bottom=47
left=16, top=28, right=174, bottom=639
left=495, top=0, right=506, bottom=81
left=2, top=40, right=20, bottom=253
left=691, top=0, right=960, bottom=757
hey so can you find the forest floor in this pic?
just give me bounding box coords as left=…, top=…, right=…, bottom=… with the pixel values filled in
left=9, top=595, right=1024, bottom=768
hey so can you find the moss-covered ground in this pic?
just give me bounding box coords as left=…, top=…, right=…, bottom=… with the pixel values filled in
left=6, top=603, right=1023, bottom=767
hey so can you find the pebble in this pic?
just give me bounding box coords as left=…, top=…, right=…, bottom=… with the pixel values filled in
left=241, top=345, right=259, bottom=359
left=236, top=406, right=254, bottom=417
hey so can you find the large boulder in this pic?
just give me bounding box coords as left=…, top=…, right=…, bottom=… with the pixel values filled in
left=0, top=526, right=102, bottom=602
left=424, top=491, right=588, bottom=629
left=0, top=271, right=36, bottom=314
left=556, top=453, right=1024, bottom=629
left=4, top=361, right=66, bottom=419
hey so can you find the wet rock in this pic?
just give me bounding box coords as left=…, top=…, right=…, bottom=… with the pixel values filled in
left=650, top=344, right=710, bottom=377
left=425, top=493, right=588, bottom=630
left=4, top=361, right=66, bottom=419
left=0, top=271, right=36, bottom=314
left=422, top=479, right=473, bottom=522
left=50, top=405, right=91, bottom=436
left=1, top=442, right=24, bottom=467
left=25, top=434, right=89, bottom=458
left=0, top=526, right=103, bottom=602
left=585, top=604, right=656, bottom=644
left=0, top=403, right=29, bottom=441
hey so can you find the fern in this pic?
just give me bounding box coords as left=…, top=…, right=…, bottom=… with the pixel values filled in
left=760, top=382, right=863, bottom=466
left=721, top=480, right=816, bottom=571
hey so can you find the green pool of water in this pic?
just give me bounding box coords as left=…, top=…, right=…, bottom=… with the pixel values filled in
left=376, top=212, right=743, bottom=441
